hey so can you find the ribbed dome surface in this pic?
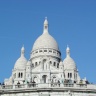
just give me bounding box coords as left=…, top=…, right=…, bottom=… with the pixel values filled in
left=32, top=33, right=59, bottom=51
left=14, top=56, right=27, bottom=69
left=63, top=56, right=76, bottom=70
left=14, top=46, right=27, bottom=69
left=63, top=46, right=76, bottom=70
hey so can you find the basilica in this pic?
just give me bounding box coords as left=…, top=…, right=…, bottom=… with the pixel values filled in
left=0, top=18, right=96, bottom=96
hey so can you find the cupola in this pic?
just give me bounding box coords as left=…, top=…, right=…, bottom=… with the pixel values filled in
left=14, top=46, right=27, bottom=69
left=63, top=46, right=76, bottom=70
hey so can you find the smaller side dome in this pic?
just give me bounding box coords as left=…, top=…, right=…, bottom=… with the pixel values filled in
left=63, top=56, right=76, bottom=70
left=14, top=46, right=27, bottom=69
left=63, top=46, right=76, bottom=70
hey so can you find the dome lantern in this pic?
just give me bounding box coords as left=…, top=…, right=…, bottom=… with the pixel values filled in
left=21, top=45, right=25, bottom=57
left=63, top=46, right=76, bottom=70
left=43, top=17, right=48, bottom=34
left=32, top=18, right=59, bottom=51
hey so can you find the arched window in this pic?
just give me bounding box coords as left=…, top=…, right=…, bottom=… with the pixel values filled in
left=33, top=76, right=38, bottom=83
left=35, top=62, right=37, bottom=66
left=32, top=64, right=34, bottom=67
left=45, top=25, right=47, bottom=29
left=54, top=62, right=56, bottom=66
left=57, top=63, right=59, bottom=68
left=35, top=51, right=38, bottom=53
left=53, top=51, right=56, bottom=53
left=39, top=50, right=42, bottom=52
left=70, top=73, right=72, bottom=78
left=42, top=75, right=47, bottom=83
left=52, top=76, right=56, bottom=83
left=43, top=59, right=46, bottom=64
left=43, top=59, right=47, bottom=70
left=50, top=61, right=52, bottom=64
left=21, top=73, right=23, bottom=78
left=68, top=73, right=69, bottom=78
left=49, top=50, right=52, bottom=53
left=44, top=50, right=47, bottom=52
left=18, top=73, right=20, bottom=78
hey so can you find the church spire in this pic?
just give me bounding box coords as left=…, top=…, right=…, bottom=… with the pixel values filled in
left=43, top=17, right=49, bottom=34
left=66, top=45, right=70, bottom=57
left=21, top=45, right=25, bottom=57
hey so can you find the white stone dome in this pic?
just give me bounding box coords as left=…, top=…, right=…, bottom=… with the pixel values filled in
left=63, top=46, right=76, bottom=70
left=63, top=56, right=76, bottom=70
left=32, top=32, right=59, bottom=51
left=32, top=18, right=59, bottom=51
left=14, top=56, right=27, bottom=69
left=14, top=46, right=27, bottom=69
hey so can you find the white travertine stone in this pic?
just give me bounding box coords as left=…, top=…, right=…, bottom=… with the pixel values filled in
left=63, top=46, right=76, bottom=70
left=14, top=46, right=27, bottom=69
left=2, top=18, right=96, bottom=96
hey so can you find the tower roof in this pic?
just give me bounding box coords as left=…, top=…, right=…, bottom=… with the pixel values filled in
left=63, top=46, right=76, bottom=70
left=14, top=46, right=27, bottom=69
left=32, top=18, right=59, bottom=51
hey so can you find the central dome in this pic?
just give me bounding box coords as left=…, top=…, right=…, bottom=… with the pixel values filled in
left=32, top=18, right=59, bottom=51
left=32, top=33, right=59, bottom=51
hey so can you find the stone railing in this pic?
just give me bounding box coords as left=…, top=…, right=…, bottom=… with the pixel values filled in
left=0, top=82, right=92, bottom=90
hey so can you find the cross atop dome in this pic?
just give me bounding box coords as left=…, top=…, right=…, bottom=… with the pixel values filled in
left=21, top=45, right=25, bottom=57
left=66, top=45, right=70, bottom=57
left=44, top=17, right=48, bottom=24
left=43, top=17, right=49, bottom=34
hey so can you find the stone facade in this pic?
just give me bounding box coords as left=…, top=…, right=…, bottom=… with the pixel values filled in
left=1, top=18, right=96, bottom=96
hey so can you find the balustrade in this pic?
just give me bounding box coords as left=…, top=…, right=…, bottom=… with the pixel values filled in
left=0, top=82, right=88, bottom=90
